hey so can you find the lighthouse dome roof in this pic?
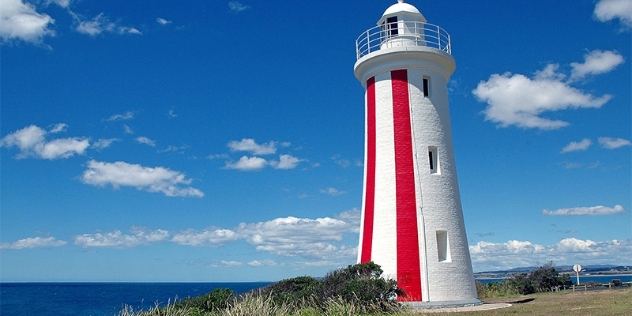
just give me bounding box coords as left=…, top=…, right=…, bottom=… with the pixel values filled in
left=378, top=1, right=426, bottom=25
left=382, top=0, right=420, bottom=16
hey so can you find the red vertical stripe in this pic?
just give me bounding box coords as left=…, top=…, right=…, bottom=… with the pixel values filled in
left=391, top=70, right=423, bottom=301
left=360, top=77, right=376, bottom=263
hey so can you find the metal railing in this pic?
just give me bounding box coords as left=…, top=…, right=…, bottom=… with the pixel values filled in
left=356, top=21, right=452, bottom=59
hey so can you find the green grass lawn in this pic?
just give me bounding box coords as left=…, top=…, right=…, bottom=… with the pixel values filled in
left=403, top=288, right=631, bottom=316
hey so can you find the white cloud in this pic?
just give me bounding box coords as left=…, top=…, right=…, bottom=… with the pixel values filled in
left=92, top=138, right=120, bottom=150
left=136, top=136, right=156, bottom=147
left=247, top=259, right=278, bottom=267
left=238, top=216, right=355, bottom=259
left=207, top=153, right=230, bottom=160
left=469, top=238, right=632, bottom=271
left=270, top=154, right=302, bottom=170
left=156, top=18, right=171, bottom=25
left=598, top=137, right=632, bottom=149
left=49, top=123, right=67, bottom=133
left=220, top=260, right=243, bottom=267
left=543, top=205, right=626, bottom=216
left=81, top=160, right=204, bottom=197
left=228, top=138, right=277, bottom=155
left=107, top=111, right=135, bottom=121
left=473, top=55, right=617, bottom=130
left=473, top=73, right=610, bottom=130
left=570, top=50, right=625, bottom=81
left=0, top=236, right=67, bottom=250
left=556, top=238, right=597, bottom=252
left=72, top=12, right=141, bottom=36
left=224, top=156, right=268, bottom=171
left=594, top=0, right=632, bottom=28
left=320, top=187, right=347, bottom=196
left=0, top=124, right=89, bottom=159
left=171, top=228, right=239, bottom=247
left=74, top=227, right=169, bottom=248
left=0, top=0, right=55, bottom=44
left=332, top=154, right=351, bottom=168
left=228, top=1, right=251, bottom=13
left=561, top=138, right=592, bottom=153
left=46, top=0, right=71, bottom=8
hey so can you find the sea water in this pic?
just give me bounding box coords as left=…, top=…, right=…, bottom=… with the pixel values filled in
left=0, top=282, right=271, bottom=316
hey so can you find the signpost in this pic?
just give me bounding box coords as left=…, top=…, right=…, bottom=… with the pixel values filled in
left=573, top=264, right=582, bottom=285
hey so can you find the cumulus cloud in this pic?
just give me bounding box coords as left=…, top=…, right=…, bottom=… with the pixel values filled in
left=0, top=0, right=55, bottom=44
left=0, top=236, right=67, bottom=250
left=0, top=124, right=89, bottom=159
left=238, top=216, right=356, bottom=259
left=543, top=205, right=626, bottom=216
left=228, top=138, right=277, bottom=155
left=228, top=1, right=251, bottom=13
left=473, top=51, right=621, bottom=130
left=135, top=136, right=156, bottom=147
left=270, top=154, right=302, bottom=170
left=81, top=160, right=204, bottom=197
left=470, top=238, right=632, bottom=271
left=171, top=228, right=239, bottom=247
left=594, top=0, right=632, bottom=28
left=561, top=138, right=592, bottom=153
left=598, top=137, right=631, bottom=149
left=224, top=156, right=268, bottom=171
left=570, top=50, right=625, bottom=81
left=74, top=227, right=169, bottom=248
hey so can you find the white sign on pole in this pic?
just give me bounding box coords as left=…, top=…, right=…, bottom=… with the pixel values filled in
left=573, top=264, right=582, bottom=285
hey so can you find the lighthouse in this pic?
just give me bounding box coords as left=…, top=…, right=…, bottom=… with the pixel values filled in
left=355, top=1, right=480, bottom=307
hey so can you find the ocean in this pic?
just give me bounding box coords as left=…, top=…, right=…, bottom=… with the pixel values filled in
left=0, top=282, right=271, bottom=316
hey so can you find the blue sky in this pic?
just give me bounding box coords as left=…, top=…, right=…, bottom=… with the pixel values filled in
left=1, top=0, right=630, bottom=282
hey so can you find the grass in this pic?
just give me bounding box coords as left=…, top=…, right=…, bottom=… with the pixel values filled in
left=404, top=288, right=632, bottom=316
left=117, top=288, right=631, bottom=316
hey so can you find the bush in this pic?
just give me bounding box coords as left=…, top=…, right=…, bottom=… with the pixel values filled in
left=497, top=262, right=570, bottom=295
left=258, top=276, right=322, bottom=308
left=255, top=262, right=402, bottom=314
left=176, top=287, right=234, bottom=312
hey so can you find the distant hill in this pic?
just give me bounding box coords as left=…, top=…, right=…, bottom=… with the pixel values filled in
left=475, top=264, right=631, bottom=276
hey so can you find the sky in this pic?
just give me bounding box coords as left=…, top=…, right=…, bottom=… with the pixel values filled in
left=0, top=0, right=630, bottom=282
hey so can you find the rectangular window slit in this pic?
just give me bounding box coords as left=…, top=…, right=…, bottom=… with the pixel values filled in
left=436, top=230, right=451, bottom=262
left=423, top=77, right=430, bottom=97
left=428, top=146, right=438, bottom=173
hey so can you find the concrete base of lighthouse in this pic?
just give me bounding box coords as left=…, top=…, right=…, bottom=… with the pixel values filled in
left=404, top=299, right=482, bottom=310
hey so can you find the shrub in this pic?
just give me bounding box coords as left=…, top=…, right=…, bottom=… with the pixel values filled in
left=499, top=262, right=570, bottom=295
left=176, top=287, right=234, bottom=312
left=258, top=276, right=322, bottom=308
left=255, top=262, right=402, bottom=314
left=529, top=262, right=565, bottom=292
left=320, top=262, right=402, bottom=313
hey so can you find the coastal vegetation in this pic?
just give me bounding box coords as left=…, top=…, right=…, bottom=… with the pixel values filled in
left=117, top=262, right=630, bottom=315
left=476, top=261, right=571, bottom=298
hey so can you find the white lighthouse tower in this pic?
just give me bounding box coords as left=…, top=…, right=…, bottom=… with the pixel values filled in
left=355, top=1, right=480, bottom=307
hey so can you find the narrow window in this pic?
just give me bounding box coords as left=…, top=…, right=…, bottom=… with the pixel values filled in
left=387, top=16, right=398, bottom=36
left=428, top=146, right=438, bottom=173
left=422, top=77, right=430, bottom=97
left=436, top=230, right=451, bottom=262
